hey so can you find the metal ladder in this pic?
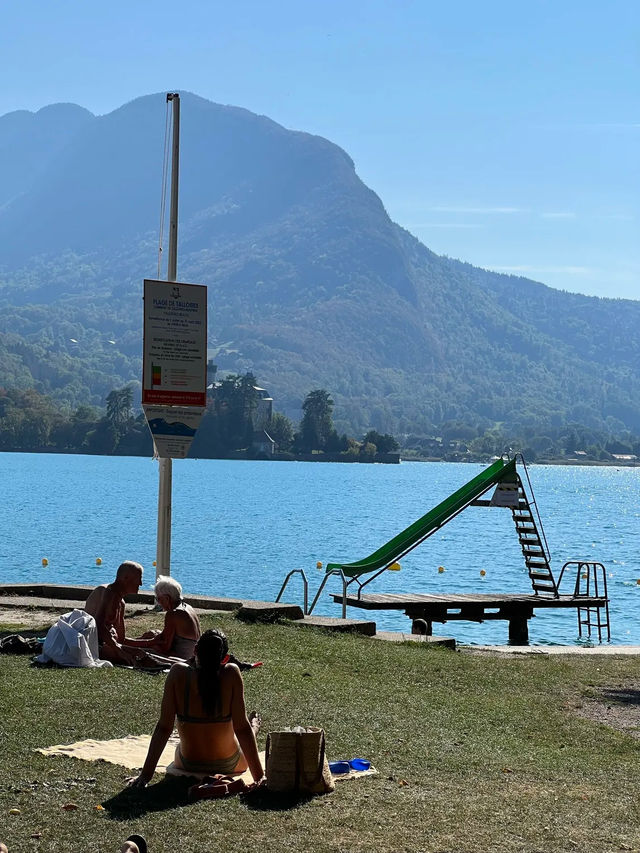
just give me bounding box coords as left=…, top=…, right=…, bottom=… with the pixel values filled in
left=275, top=567, right=350, bottom=617
left=558, top=560, right=611, bottom=642
left=511, top=460, right=558, bottom=596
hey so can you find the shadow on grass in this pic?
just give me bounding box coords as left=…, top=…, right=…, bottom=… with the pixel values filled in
left=102, top=779, right=314, bottom=819
left=102, top=778, right=193, bottom=820
left=240, top=787, right=315, bottom=811
left=601, top=688, right=640, bottom=705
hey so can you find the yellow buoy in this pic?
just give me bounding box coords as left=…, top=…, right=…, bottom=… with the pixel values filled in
left=316, top=561, right=323, bottom=569
left=389, top=562, right=401, bottom=572
left=95, top=557, right=102, bottom=566
left=438, top=565, right=446, bottom=574
left=480, top=569, right=486, bottom=577
left=41, top=558, right=48, bottom=567
left=152, top=560, right=157, bottom=567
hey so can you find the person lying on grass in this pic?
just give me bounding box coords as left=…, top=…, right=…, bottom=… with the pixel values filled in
left=124, top=575, right=201, bottom=661
left=127, top=628, right=264, bottom=787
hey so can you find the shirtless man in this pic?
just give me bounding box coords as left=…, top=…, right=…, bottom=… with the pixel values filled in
left=85, top=561, right=144, bottom=665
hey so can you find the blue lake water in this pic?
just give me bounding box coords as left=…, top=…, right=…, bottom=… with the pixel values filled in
left=1, top=452, right=638, bottom=646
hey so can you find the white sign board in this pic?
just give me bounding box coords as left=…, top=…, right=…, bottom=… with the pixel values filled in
left=142, top=279, right=207, bottom=407
left=142, top=404, right=204, bottom=459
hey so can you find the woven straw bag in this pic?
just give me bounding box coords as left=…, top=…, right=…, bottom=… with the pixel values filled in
left=265, top=727, right=335, bottom=794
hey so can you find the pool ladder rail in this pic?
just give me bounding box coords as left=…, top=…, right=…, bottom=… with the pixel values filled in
left=276, top=567, right=350, bottom=618
left=558, top=560, right=611, bottom=643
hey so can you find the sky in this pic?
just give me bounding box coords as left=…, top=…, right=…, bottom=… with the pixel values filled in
left=2, top=0, right=638, bottom=300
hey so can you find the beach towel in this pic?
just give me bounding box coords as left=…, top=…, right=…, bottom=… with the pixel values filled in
left=37, top=734, right=376, bottom=783
left=37, top=735, right=263, bottom=784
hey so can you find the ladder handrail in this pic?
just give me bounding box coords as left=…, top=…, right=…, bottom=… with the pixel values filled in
left=557, top=560, right=611, bottom=643
left=514, top=452, right=552, bottom=564
left=308, top=569, right=349, bottom=617
left=275, top=568, right=309, bottom=614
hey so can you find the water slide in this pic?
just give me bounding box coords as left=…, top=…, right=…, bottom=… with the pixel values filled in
left=326, top=457, right=517, bottom=578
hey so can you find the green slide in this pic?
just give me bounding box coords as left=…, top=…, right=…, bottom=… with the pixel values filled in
left=326, top=457, right=517, bottom=578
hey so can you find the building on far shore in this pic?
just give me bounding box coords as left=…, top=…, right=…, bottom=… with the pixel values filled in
left=253, top=386, right=273, bottom=430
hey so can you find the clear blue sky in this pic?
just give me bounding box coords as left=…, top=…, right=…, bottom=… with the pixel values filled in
left=3, top=0, right=638, bottom=299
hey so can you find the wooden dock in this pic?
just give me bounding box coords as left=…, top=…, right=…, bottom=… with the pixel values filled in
left=330, top=591, right=608, bottom=644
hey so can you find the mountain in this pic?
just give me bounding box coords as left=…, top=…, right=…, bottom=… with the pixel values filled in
left=0, top=92, right=638, bottom=437
left=0, top=103, right=94, bottom=210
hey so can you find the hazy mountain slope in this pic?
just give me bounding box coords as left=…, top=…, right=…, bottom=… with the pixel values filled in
left=0, top=92, right=638, bottom=436
left=0, top=103, right=94, bottom=209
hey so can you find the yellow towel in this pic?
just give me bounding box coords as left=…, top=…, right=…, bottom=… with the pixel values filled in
left=37, top=734, right=263, bottom=783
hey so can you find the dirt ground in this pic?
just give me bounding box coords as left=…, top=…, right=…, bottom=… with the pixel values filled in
left=572, top=686, right=640, bottom=739
left=0, top=605, right=151, bottom=636
left=0, top=607, right=59, bottom=629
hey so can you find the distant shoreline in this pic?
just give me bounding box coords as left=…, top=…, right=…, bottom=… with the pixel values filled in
left=401, top=455, right=639, bottom=468
left=0, top=447, right=637, bottom=467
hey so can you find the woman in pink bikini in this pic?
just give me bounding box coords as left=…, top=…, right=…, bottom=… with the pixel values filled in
left=128, top=629, right=264, bottom=786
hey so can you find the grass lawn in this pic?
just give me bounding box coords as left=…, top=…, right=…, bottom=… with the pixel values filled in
left=1, top=610, right=640, bottom=853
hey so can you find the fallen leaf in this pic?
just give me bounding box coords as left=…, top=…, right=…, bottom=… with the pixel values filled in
left=62, top=803, right=78, bottom=811
left=501, top=767, right=513, bottom=774
left=9, top=808, right=21, bottom=815
left=95, top=805, right=105, bottom=811
left=398, top=779, right=409, bottom=787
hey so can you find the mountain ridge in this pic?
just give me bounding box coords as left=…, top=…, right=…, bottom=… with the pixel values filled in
left=0, top=92, right=638, bottom=437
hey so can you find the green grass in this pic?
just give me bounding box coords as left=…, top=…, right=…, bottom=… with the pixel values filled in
left=2, top=611, right=640, bottom=852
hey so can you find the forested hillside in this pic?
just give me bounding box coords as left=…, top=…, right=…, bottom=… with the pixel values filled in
left=0, top=92, right=638, bottom=439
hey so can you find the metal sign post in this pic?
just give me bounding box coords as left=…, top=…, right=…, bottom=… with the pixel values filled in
left=141, top=93, right=207, bottom=579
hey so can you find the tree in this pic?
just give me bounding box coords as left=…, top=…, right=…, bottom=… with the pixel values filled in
left=208, top=372, right=259, bottom=451
left=86, top=419, right=119, bottom=454
left=269, top=412, right=294, bottom=451
left=363, top=430, right=399, bottom=454
left=105, top=385, right=133, bottom=434
left=299, top=389, right=335, bottom=451
left=359, top=441, right=377, bottom=460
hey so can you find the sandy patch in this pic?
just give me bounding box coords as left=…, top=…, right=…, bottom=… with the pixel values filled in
left=0, top=608, right=59, bottom=629
left=572, top=685, right=640, bottom=738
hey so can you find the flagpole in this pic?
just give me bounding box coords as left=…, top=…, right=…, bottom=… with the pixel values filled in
left=156, top=92, right=180, bottom=580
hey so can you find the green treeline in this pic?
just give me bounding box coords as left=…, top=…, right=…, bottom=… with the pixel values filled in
left=0, top=378, right=637, bottom=465
left=402, top=420, right=640, bottom=464
left=0, top=377, right=400, bottom=461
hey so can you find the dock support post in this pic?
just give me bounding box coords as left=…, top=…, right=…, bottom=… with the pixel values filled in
left=508, top=613, right=529, bottom=645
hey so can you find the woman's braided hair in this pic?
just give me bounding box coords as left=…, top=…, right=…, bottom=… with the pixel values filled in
left=194, top=628, right=229, bottom=716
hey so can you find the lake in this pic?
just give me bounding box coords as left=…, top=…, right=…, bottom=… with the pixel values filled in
left=1, top=452, right=638, bottom=645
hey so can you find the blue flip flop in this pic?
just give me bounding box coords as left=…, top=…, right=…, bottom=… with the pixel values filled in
left=330, top=758, right=372, bottom=774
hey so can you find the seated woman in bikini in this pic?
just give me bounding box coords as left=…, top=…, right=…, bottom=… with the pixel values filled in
left=125, top=575, right=200, bottom=662
left=128, top=629, right=264, bottom=786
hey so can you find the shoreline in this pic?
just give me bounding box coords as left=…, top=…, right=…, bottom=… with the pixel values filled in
left=0, top=584, right=634, bottom=654
left=0, top=446, right=637, bottom=467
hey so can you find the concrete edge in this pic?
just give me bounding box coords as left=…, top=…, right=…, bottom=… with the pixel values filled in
left=0, top=584, right=243, bottom=612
